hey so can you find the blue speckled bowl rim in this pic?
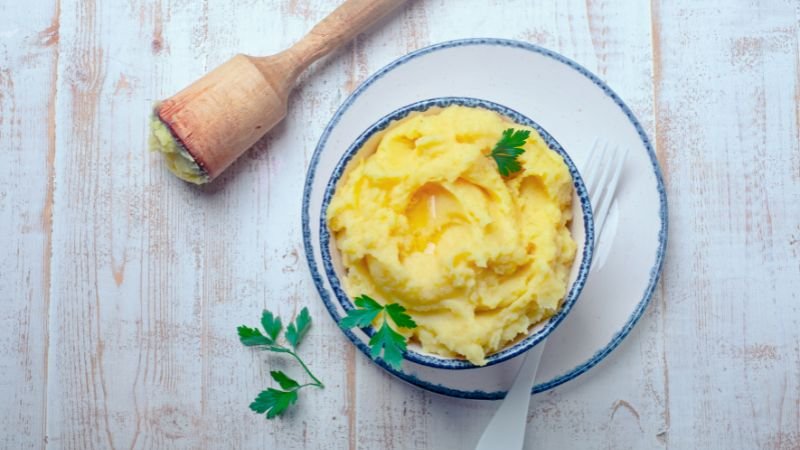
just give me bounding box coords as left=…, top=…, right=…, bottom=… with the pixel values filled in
left=302, top=38, right=669, bottom=398
left=319, top=97, right=594, bottom=370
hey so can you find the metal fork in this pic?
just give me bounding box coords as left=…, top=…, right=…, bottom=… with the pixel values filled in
left=475, top=141, right=629, bottom=450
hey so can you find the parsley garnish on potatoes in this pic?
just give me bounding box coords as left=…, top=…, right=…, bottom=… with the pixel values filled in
left=490, top=128, right=530, bottom=176
left=340, top=295, right=417, bottom=370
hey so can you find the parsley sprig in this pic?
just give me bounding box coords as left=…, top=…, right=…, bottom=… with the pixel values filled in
left=339, top=295, right=417, bottom=370
left=238, top=307, right=323, bottom=419
left=489, top=128, right=530, bottom=176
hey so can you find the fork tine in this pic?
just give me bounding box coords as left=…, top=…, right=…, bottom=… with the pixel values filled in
left=582, top=138, right=600, bottom=177
left=593, top=146, right=628, bottom=238
left=590, top=143, right=614, bottom=210
left=582, top=140, right=605, bottom=201
left=583, top=138, right=600, bottom=185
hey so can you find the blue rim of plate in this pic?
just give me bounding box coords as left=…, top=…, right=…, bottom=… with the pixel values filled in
left=318, top=96, right=594, bottom=370
left=302, top=38, right=669, bottom=399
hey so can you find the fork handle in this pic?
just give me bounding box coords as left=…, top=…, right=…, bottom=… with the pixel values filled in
left=475, top=344, right=546, bottom=450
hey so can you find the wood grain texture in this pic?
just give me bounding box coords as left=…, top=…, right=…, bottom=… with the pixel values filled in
left=652, top=1, right=800, bottom=449
left=0, top=0, right=798, bottom=448
left=0, top=1, right=58, bottom=448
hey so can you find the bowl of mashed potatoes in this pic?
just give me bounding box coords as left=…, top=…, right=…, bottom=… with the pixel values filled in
left=320, top=97, right=593, bottom=369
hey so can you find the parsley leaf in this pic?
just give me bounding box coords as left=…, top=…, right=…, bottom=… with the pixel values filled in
left=250, top=388, right=298, bottom=419
left=354, top=294, right=383, bottom=310
left=260, top=310, right=282, bottom=342
left=339, top=294, right=417, bottom=370
left=369, top=321, right=407, bottom=370
left=237, top=326, right=272, bottom=347
left=339, top=295, right=383, bottom=329
left=270, top=370, right=300, bottom=390
left=285, top=307, right=311, bottom=349
left=384, top=303, right=417, bottom=329
left=490, top=128, right=530, bottom=176
left=238, top=308, right=324, bottom=420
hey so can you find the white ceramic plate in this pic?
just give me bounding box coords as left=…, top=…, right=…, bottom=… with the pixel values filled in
left=303, top=38, right=668, bottom=399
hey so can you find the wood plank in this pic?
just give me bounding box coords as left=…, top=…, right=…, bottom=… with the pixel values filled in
left=47, top=0, right=212, bottom=447
left=0, top=1, right=58, bottom=448
left=194, top=1, right=354, bottom=448
left=652, top=0, right=800, bottom=448
left=46, top=0, right=355, bottom=448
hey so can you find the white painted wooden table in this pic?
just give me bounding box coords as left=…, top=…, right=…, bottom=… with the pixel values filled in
left=1, top=1, right=798, bottom=448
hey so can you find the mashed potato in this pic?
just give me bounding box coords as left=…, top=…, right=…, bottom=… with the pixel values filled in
left=149, top=113, right=209, bottom=184
left=327, top=106, right=576, bottom=365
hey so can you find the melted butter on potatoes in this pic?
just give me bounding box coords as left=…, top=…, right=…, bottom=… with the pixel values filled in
left=327, top=106, right=576, bottom=366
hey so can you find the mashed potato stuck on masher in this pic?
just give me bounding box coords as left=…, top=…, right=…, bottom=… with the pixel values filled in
left=327, top=106, right=576, bottom=365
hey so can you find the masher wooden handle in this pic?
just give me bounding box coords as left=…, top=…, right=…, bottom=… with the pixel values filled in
left=156, top=0, right=409, bottom=182
left=287, top=0, right=409, bottom=72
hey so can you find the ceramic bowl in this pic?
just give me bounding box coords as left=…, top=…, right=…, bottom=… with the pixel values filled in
left=317, top=97, right=594, bottom=369
left=303, top=39, right=667, bottom=397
